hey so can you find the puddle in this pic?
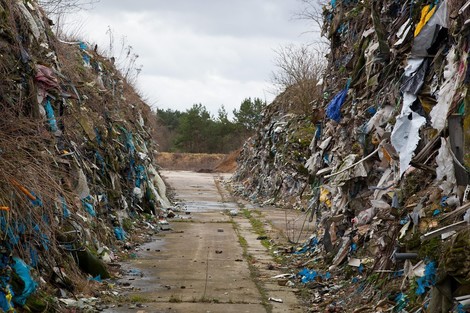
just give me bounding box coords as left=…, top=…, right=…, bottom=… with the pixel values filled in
left=113, top=238, right=168, bottom=294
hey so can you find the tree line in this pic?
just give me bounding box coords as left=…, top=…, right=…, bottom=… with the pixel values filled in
left=155, top=98, right=266, bottom=154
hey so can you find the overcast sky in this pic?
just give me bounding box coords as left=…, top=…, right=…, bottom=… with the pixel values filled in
left=64, top=0, right=318, bottom=116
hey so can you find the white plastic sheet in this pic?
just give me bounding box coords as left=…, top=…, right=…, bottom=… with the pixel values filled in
left=17, top=1, right=43, bottom=40
left=394, top=19, right=412, bottom=46
left=391, top=111, right=426, bottom=177
left=76, top=169, right=91, bottom=199
left=364, top=105, right=394, bottom=134
left=430, top=47, right=460, bottom=131
left=370, top=199, right=391, bottom=209
left=404, top=58, right=425, bottom=76
left=148, top=164, right=172, bottom=208
left=435, top=138, right=456, bottom=194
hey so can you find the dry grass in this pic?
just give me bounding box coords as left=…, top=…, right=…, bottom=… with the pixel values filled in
left=0, top=0, right=163, bottom=298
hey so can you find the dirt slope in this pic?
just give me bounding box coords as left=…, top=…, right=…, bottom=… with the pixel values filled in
left=157, top=152, right=238, bottom=173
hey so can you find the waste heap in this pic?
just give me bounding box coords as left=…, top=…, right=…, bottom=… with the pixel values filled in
left=234, top=0, right=470, bottom=311
left=0, top=0, right=170, bottom=311
left=233, top=87, right=318, bottom=209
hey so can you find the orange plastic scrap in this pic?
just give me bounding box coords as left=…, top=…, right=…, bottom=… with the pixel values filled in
left=9, top=178, right=37, bottom=201
left=414, top=4, right=437, bottom=37
left=0, top=206, right=9, bottom=211
left=381, top=146, right=392, bottom=163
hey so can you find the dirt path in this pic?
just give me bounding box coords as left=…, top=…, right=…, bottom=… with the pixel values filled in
left=104, top=171, right=313, bottom=313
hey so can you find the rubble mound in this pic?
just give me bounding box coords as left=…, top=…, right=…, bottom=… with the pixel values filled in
left=0, top=0, right=169, bottom=311
left=232, top=87, right=317, bottom=208
left=234, top=0, right=470, bottom=311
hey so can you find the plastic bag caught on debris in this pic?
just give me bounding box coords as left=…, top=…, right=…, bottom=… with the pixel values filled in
left=12, top=257, right=38, bottom=306
left=35, top=64, right=60, bottom=91
left=114, top=227, right=127, bottom=240
left=326, top=87, right=348, bottom=122
left=81, top=196, right=96, bottom=217
left=391, top=111, right=426, bottom=176
left=133, top=187, right=143, bottom=200
left=353, top=207, right=375, bottom=225
left=401, top=58, right=427, bottom=95
left=430, top=48, right=461, bottom=131
left=148, top=165, right=172, bottom=208
left=414, top=4, right=437, bottom=37
left=76, top=169, right=91, bottom=199
left=435, top=138, right=457, bottom=194
left=411, top=0, right=448, bottom=57
left=416, top=261, right=436, bottom=295
left=16, top=1, right=43, bottom=40
left=464, top=209, right=470, bottom=223
left=364, top=105, right=394, bottom=134
left=395, top=18, right=412, bottom=46
left=298, top=268, right=331, bottom=283
left=44, top=98, right=58, bottom=132
left=295, top=237, right=318, bottom=254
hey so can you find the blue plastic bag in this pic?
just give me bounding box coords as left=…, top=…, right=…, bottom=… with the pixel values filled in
left=326, top=88, right=348, bottom=122
left=415, top=261, right=436, bottom=295
left=12, top=257, right=37, bottom=306
left=44, top=98, right=58, bottom=132
left=114, top=227, right=127, bottom=240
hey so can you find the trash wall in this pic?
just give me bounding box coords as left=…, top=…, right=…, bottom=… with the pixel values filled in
left=233, top=88, right=316, bottom=208
left=234, top=0, right=470, bottom=311
left=0, top=0, right=169, bottom=310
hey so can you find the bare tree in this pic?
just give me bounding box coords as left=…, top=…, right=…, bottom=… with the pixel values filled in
left=104, top=27, right=143, bottom=86
left=295, top=0, right=326, bottom=30
left=38, top=0, right=100, bottom=15
left=293, top=0, right=330, bottom=54
left=271, top=44, right=326, bottom=113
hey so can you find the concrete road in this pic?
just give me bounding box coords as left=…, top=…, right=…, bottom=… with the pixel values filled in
left=104, top=171, right=310, bottom=313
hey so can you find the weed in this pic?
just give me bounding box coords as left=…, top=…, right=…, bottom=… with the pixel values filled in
left=170, top=219, right=195, bottom=223
left=199, top=296, right=220, bottom=303
left=238, top=234, right=248, bottom=249
left=130, top=295, right=146, bottom=303
left=122, top=218, right=133, bottom=232
left=242, top=209, right=251, bottom=219
left=232, top=219, right=273, bottom=313
left=169, top=294, right=182, bottom=303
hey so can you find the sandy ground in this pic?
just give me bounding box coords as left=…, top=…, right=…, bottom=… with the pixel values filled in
left=104, top=171, right=315, bottom=313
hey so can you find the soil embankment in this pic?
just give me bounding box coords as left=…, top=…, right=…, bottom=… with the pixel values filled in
left=156, top=152, right=238, bottom=172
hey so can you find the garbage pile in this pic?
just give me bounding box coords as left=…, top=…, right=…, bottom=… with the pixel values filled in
left=0, top=0, right=170, bottom=311
left=234, top=0, right=470, bottom=311
left=232, top=90, right=314, bottom=209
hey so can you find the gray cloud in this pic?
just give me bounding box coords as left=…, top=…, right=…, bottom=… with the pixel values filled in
left=67, top=0, right=318, bottom=115
left=91, top=0, right=307, bottom=36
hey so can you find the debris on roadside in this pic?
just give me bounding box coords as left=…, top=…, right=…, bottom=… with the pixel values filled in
left=268, top=297, right=284, bottom=303
left=0, top=0, right=172, bottom=311
left=232, top=0, right=470, bottom=312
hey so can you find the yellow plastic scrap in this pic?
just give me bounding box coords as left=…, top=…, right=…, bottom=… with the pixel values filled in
left=418, top=95, right=435, bottom=113
left=320, top=187, right=332, bottom=207
left=5, top=287, right=15, bottom=312
left=414, top=4, right=437, bottom=37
